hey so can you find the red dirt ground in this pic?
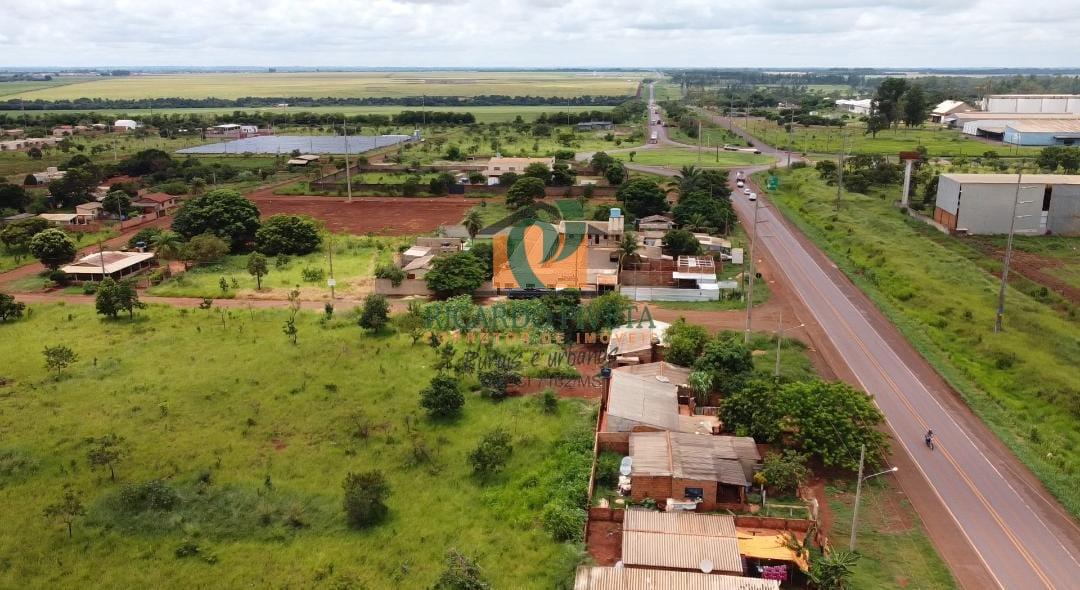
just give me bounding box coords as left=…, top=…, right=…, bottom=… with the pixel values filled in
left=246, top=194, right=478, bottom=236
left=586, top=520, right=622, bottom=566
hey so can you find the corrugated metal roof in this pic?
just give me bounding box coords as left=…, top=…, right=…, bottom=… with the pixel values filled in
left=625, top=510, right=737, bottom=537
left=606, top=365, right=685, bottom=431
left=573, top=567, right=779, bottom=590
left=620, top=361, right=691, bottom=383
left=630, top=431, right=759, bottom=485
left=942, top=173, right=1080, bottom=185
left=1005, top=119, right=1080, bottom=133
left=623, top=530, right=743, bottom=573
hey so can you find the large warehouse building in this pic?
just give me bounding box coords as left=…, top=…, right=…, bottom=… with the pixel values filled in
left=1002, top=120, right=1080, bottom=146
left=933, top=174, right=1080, bottom=236
left=980, top=94, right=1080, bottom=115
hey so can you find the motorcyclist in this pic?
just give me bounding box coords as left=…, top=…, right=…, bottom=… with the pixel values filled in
left=925, top=429, right=934, bottom=448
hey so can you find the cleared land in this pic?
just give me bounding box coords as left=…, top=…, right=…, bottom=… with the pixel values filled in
left=249, top=195, right=477, bottom=235
left=0, top=303, right=595, bottom=588
left=7, top=71, right=646, bottom=100
left=761, top=167, right=1080, bottom=516
left=612, top=147, right=772, bottom=168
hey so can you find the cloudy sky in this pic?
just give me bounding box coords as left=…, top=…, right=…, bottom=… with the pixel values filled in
left=3, top=0, right=1078, bottom=68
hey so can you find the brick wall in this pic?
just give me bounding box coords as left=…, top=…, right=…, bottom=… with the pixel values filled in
left=631, top=475, right=672, bottom=504
left=597, top=431, right=630, bottom=454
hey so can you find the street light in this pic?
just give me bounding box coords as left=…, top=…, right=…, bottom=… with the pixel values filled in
left=849, top=444, right=899, bottom=551
left=744, top=199, right=769, bottom=344
left=773, top=309, right=806, bottom=378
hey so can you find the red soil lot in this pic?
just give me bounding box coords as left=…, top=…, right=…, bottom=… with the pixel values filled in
left=248, top=195, right=478, bottom=236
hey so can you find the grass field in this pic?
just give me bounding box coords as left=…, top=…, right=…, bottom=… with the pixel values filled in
left=761, top=168, right=1080, bottom=517
left=965, top=235, right=1080, bottom=292
left=667, top=116, right=745, bottom=148
left=0, top=303, right=595, bottom=588
left=146, top=234, right=403, bottom=300
left=613, top=148, right=773, bottom=168
left=8, top=72, right=647, bottom=101
left=0, top=78, right=98, bottom=97
left=741, top=118, right=1041, bottom=157
left=9, top=105, right=616, bottom=124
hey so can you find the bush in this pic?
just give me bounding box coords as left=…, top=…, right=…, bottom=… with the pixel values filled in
left=540, top=501, right=586, bottom=542
left=595, top=451, right=622, bottom=488
left=468, top=428, right=513, bottom=476
left=127, top=227, right=163, bottom=249
left=434, top=549, right=490, bottom=590
left=374, top=263, right=405, bottom=287
left=759, top=450, right=810, bottom=495
left=300, top=267, right=325, bottom=283
left=539, top=389, right=558, bottom=414
left=119, top=479, right=180, bottom=512
left=255, top=214, right=322, bottom=256
left=358, top=293, right=390, bottom=332
left=420, top=375, right=465, bottom=418
left=342, top=470, right=390, bottom=528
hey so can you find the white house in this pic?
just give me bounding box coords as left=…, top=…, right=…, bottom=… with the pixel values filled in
left=113, top=119, right=141, bottom=132
left=835, top=99, right=873, bottom=115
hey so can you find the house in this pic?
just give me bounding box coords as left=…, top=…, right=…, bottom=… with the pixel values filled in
left=929, top=100, right=973, bottom=124
left=29, top=167, right=66, bottom=185
left=834, top=98, right=872, bottom=115
left=1003, top=119, right=1080, bottom=147
left=206, top=123, right=260, bottom=138
left=414, top=236, right=464, bottom=255
left=980, top=94, right=1080, bottom=115
left=693, top=234, right=731, bottom=254
left=575, top=121, right=615, bottom=132
left=673, top=255, right=718, bottom=291
left=402, top=254, right=436, bottom=279
left=628, top=430, right=761, bottom=510
left=2, top=212, right=36, bottom=226
left=637, top=214, right=676, bottom=232
left=131, top=193, right=178, bottom=218
left=606, top=320, right=671, bottom=365
left=437, top=224, right=472, bottom=240
left=75, top=201, right=103, bottom=222
left=620, top=511, right=744, bottom=575
left=113, top=119, right=140, bottom=131
left=483, top=156, right=554, bottom=185
left=934, top=174, right=1080, bottom=236
left=296, top=154, right=321, bottom=162
left=601, top=362, right=719, bottom=435
left=51, top=125, right=75, bottom=137
left=2, top=129, right=25, bottom=138
left=61, top=251, right=155, bottom=282
left=39, top=213, right=83, bottom=226
left=286, top=158, right=310, bottom=166
left=572, top=567, right=779, bottom=590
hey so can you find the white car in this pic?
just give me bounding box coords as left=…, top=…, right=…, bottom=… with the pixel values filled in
left=736, top=180, right=745, bottom=188
left=742, top=187, right=751, bottom=196
left=748, top=192, right=758, bottom=201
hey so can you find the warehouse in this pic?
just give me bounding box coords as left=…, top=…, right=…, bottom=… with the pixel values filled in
left=980, top=94, right=1080, bottom=115
left=1002, top=120, right=1080, bottom=146
left=933, top=174, right=1080, bottom=236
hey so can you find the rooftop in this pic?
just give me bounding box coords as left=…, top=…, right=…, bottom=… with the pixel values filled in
left=622, top=510, right=743, bottom=573
left=630, top=430, right=760, bottom=485
left=61, top=251, right=155, bottom=275
left=1004, top=119, right=1080, bottom=133
left=573, top=567, right=779, bottom=590
left=942, top=173, right=1080, bottom=185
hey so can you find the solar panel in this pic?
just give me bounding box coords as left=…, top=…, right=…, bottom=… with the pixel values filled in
left=176, top=135, right=414, bottom=155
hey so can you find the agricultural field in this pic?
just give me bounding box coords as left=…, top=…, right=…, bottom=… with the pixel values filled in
left=6, top=71, right=647, bottom=101
left=740, top=118, right=1042, bottom=157
left=667, top=117, right=745, bottom=148
left=760, top=167, right=1080, bottom=516
left=146, top=234, right=404, bottom=300
left=612, top=147, right=772, bottom=168
left=0, top=78, right=98, bottom=97
left=0, top=303, right=595, bottom=588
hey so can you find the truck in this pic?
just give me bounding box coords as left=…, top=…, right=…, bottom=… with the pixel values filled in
left=649, top=131, right=659, bottom=144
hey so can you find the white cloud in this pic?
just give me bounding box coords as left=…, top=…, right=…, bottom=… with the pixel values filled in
left=0, top=0, right=1077, bottom=67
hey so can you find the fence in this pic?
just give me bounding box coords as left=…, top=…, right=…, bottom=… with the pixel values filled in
left=620, top=286, right=720, bottom=302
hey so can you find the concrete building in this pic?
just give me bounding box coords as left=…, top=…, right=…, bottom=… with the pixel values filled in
left=113, top=119, right=140, bottom=131
left=483, top=156, right=554, bottom=185
left=930, top=100, right=973, bottom=124
left=62, top=251, right=155, bottom=282
left=934, top=174, right=1080, bottom=236
left=981, top=94, right=1080, bottom=115
left=575, top=121, right=615, bottom=132
left=1002, top=120, right=1080, bottom=147
left=628, top=430, right=760, bottom=511
left=834, top=98, right=872, bottom=115
left=39, top=213, right=83, bottom=226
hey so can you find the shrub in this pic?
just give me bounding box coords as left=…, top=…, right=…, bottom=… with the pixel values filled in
left=300, top=267, right=325, bottom=283
left=255, top=214, right=322, bottom=256
left=540, top=501, right=586, bottom=542
left=358, top=294, right=390, bottom=332
left=118, top=479, right=180, bottom=512
left=539, top=389, right=558, bottom=414
left=374, top=263, right=405, bottom=287
left=759, top=450, right=811, bottom=495
left=595, top=451, right=622, bottom=488
left=342, top=470, right=390, bottom=528
left=468, top=428, right=513, bottom=476
left=434, top=549, right=490, bottom=590
left=419, top=375, right=465, bottom=418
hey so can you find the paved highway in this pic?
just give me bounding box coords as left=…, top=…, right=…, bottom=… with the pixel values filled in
left=642, top=85, right=1080, bottom=589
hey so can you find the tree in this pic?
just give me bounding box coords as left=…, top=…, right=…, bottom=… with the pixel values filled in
left=425, top=251, right=486, bottom=298
left=673, top=191, right=735, bottom=234
left=358, top=293, right=390, bottom=332
left=590, top=151, right=614, bottom=174
left=522, top=162, right=551, bottom=183
left=617, top=231, right=638, bottom=268
left=0, top=217, right=50, bottom=255
left=171, top=189, right=261, bottom=250
left=694, top=334, right=754, bottom=391
left=865, top=109, right=889, bottom=138
left=477, top=360, right=522, bottom=401
left=150, top=230, right=183, bottom=264
left=95, top=277, right=122, bottom=318
left=603, top=160, right=628, bottom=186
left=254, top=214, right=321, bottom=256
left=87, top=433, right=127, bottom=481
left=47, top=166, right=99, bottom=207
left=101, top=190, right=133, bottom=217
left=420, top=374, right=465, bottom=418
left=662, top=229, right=702, bottom=256
left=28, top=147, right=42, bottom=160
left=29, top=229, right=77, bottom=270
left=462, top=209, right=483, bottom=239
left=550, top=163, right=575, bottom=186
left=429, top=172, right=456, bottom=195
left=809, top=550, right=860, bottom=590
left=618, top=178, right=668, bottom=218
left=900, top=84, right=929, bottom=128
left=582, top=291, right=633, bottom=332
left=43, top=485, right=85, bottom=539
left=434, top=549, right=490, bottom=590
left=665, top=318, right=711, bottom=366
left=445, top=145, right=463, bottom=161
left=247, top=252, right=269, bottom=290
left=180, top=233, right=229, bottom=266
left=759, top=450, right=811, bottom=495
left=0, top=292, right=26, bottom=321
left=342, top=470, right=390, bottom=528
left=43, top=344, right=77, bottom=378
left=0, top=183, right=29, bottom=212
left=468, top=428, right=513, bottom=477
left=505, top=176, right=545, bottom=209
left=400, top=299, right=426, bottom=345
left=874, top=77, right=909, bottom=128
left=668, top=165, right=703, bottom=196
left=498, top=171, right=519, bottom=187
left=113, top=280, right=144, bottom=319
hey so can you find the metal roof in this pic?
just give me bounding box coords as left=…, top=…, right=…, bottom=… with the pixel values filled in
left=932, top=100, right=969, bottom=115
left=1004, top=119, right=1080, bottom=133
left=630, top=431, right=759, bottom=485
left=624, top=510, right=737, bottom=537
left=573, top=567, right=779, bottom=590
left=606, top=369, right=682, bottom=431
left=62, top=251, right=154, bottom=275
left=942, top=173, right=1080, bottom=186
left=177, top=135, right=412, bottom=155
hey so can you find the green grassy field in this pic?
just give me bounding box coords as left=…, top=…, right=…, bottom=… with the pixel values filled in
left=0, top=302, right=596, bottom=588
left=667, top=117, right=745, bottom=148
left=761, top=168, right=1080, bottom=517
left=613, top=148, right=773, bottom=168
left=8, top=72, right=646, bottom=101
left=0, top=78, right=98, bottom=97
left=146, top=234, right=403, bottom=300
left=741, top=118, right=1041, bottom=157
left=964, top=235, right=1080, bottom=292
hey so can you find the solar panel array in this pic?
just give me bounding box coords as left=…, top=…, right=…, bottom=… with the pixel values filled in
left=176, top=135, right=414, bottom=155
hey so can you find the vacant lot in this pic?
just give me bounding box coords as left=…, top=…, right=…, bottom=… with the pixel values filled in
left=613, top=148, right=773, bottom=168
left=249, top=195, right=477, bottom=235
left=0, top=303, right=596, bottom=588
left=8, top=71, right=646, bottom=100
left=762, top=167, right=1080, bottom=516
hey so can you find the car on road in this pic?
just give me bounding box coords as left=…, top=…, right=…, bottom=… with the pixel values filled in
left=736, top=180, right=745, bottom=188
left=748, top=192, right=757, bottom=201
left=742, top=188, right=751, bottom=196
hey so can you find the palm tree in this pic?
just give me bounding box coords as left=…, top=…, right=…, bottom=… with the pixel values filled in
left=685, top=213, right=711, bottom=233
left=151, top=231, right=183, bottom=273
left=617, top=231, right=638, bottom=269
left=463, top=209, right=483, bottom=239
left=666, top=165, right=702, bottom=196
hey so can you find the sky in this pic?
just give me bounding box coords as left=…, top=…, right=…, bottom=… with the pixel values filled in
left=2, top=0, right=1078, bottom=68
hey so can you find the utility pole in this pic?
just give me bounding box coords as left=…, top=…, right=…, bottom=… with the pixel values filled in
left=774, top=309, right=806, bottom=378
left=342, top=117, right=353, bottom=204
left=744, top=199, right=761, bottom=344
left=850, top=445, right=899, bottom=551
left=97, top=237, right=107, bottom=278
left=327, top=234, right=336, bottom=300
left=786, top=107, right=795, bottom=167
left=995, top=171, right=1034, bottom=333
left=697, top=119, right=702, bottom=164
left=835, top=132, right=848, bottom=211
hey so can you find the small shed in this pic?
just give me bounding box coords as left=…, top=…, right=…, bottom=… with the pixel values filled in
left=629, top=431, right=760, bottom=510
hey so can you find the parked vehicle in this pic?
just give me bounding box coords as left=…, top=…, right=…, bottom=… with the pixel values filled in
left=736, top=180, right=745, bottom=188
left=748, top=192, right=757, bottom=201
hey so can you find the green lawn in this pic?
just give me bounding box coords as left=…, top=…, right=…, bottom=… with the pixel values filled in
left=761, top=168, right=1080, bottom=517
left=667, top=117, right=745, bottom=148
left=826, top=479, right=958, bottom=589
left=964, top=235, right=1080, bottom=292
left=147, top=234, right=403, bottom=299
left=614, top=148, right=772, bottom=168
left=0, top=303, right=595, bottom=588
left=740, top=119, right=1041, bottom=157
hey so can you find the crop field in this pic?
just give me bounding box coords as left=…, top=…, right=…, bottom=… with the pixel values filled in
left=741, top=118, right=1041, bottom=157
left=761, top=167, right=1080, bottom=516
left=7, top=71, right=647, bottom=101
left=612, top=147, right=773, bottom=168
left=0, top=78, right=98, bottom=98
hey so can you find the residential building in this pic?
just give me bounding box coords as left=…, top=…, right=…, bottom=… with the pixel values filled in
left=131, top=193, right=178, bottom=218
left=2, top=212, right=36, bottom=225
left=621, top=511, right=744, bottom=575
left=834, top=98, right=872, bottom=115
left=606, top=320, right=670, bottom=365
left=61, top=251, right=156, bottom=282
left=38, top=213, right=83, bottom=226
left=28, top=167, right=66, bottom=185
left=206, top=123, right=260, bottom=138
left=637, top=214, right=676, bottom=232
left=75, top=201, right=103, bottom=222
left=934, top=174, right=1080, bottom=236
left=673, top=255, right=718, bottom=291
left=929, top=100, right=973, bottom=124
left=572, top=567, right=779, bottom=590
left=601, top=362, right=719, bottom=435
left=628, top=430, right=761, bottom=510
left=980, top=94, right=1080, bottom=115
left=113, top=119, right=140, bottom=131
left=437, top=224, right=472, bottom=240
left=483, top=156, right=554, bottom=184
left=51, top=125, right=75, bottom=137
left=575, top=121, right=615, bottom=132
left=1003, top=120, right=1080, bottom=147
left=1, top=129, right=25, bottom=138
